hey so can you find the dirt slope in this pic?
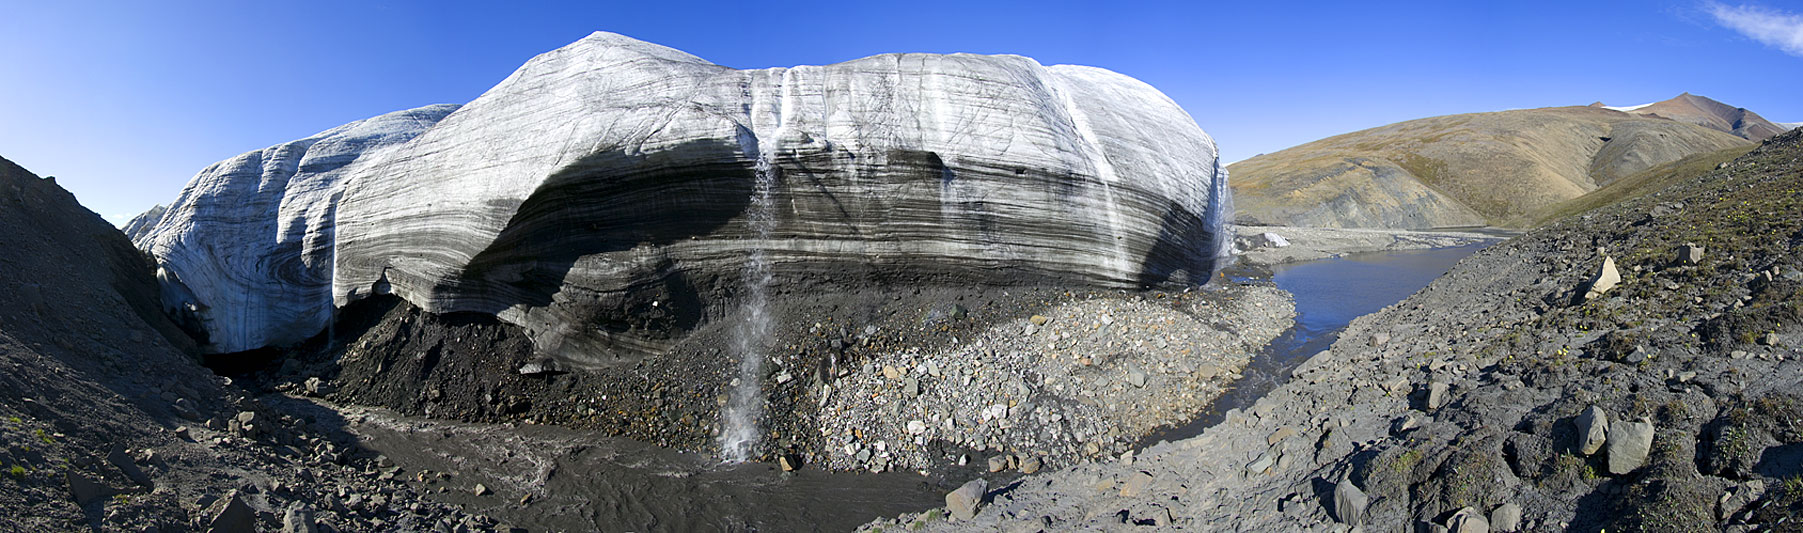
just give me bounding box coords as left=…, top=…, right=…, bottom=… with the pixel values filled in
left=0, top=156, right=498, bottom=531
left=1230, top=106, right=1749, bottom=229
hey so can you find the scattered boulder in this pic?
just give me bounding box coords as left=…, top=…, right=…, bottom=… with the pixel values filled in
left=988, top=455, right=1010, bottom=473
left=1125, top=364, right=1148, bottom=389
left=1119, top=471, right=1154, bottom=497
left=1448, top=506, right=1489, bottom=533
left=1260, top=232, right=1290, bottom=248
left=946, top=478, right=988, bottom=520
left=1369, top=332, right=1391, bottom=347
left=779, top=455, right=801, bottom=472
left=1330, top=478, right=1368, bottom=526
left=1029, top=315, right=1050, bottom=326
left=206, top=491, right=257, bottom=533
left=283, top=504, right=319, bottom=533
left=1490, top=503, right=1521, bottom=532
left=517, top=359, right=562, bottom=376
left=107, top=445, right=152, bottom=487
left=1677, top=244, right=1705, bottom=266
left=1606, top=418, right=1654, bottom=475
left=1577, top=405, right=1609, bottom=456
left=1426, top=381, right=1451, bottom=410
left=1019, top=456, right=1043, bottom=474
left=1582, top=256, right=1621, bottom=302
left=65, top=472, right=106, bottom=505
left=473, top=483, right=492, bottom=496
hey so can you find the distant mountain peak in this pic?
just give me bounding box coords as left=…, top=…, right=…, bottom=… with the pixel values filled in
left=1596, top=93, right=1785, bottom=141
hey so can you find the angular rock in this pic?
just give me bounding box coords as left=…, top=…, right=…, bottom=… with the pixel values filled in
left=142, top=32, right=1233, bottom=366
left=1331, top=478, right=1367, bottom=526
left=474, top=483, right=492, bottom=496
left=107, top=445, right=152, bottom=487
left=283, top=504, right=319, bottom=533
left=1119, top=471, right=1155, bottom=497
left=1426, top=381, right=1451, bottom=410
left=1490, top=503, right=1521, bottom=532
left=1577, top=405, right=1609, bottom=456
left=988, top=455, right=1010, bottom=473
left=1606, top=418, right=1654, bottom=475
left=207, top=491, right=256, bottom=533
left=1030, top=315, right=1051, bottom=327
left=66, top=472, right=106, bottom=506
left=1125, top=364, right=1148, bottom=389
left=1582, top=256, right=1621, bottom=301
left=1449, top=506, right=1489, bottom=533
left=946, top=478, right=988, bottom=520
left=1678, top=244, right=1705, bottom=266
left=1259, top=232, right=1290, bottom=248
left=1019, top=455, right=1043, bottom=474
left=778, top=455, right=801, bottom=472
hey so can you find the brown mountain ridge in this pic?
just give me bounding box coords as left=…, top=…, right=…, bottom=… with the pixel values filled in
left=1230, top=98, right=1766, bottom=230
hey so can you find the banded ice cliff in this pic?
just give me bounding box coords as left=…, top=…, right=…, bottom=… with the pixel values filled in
left=136, top=32, right=1232, bottom=366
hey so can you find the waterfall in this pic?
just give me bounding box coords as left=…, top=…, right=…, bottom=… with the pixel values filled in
left=720, top=69, right=792, bottom=463
left=720, top=150, right=777, bottom=463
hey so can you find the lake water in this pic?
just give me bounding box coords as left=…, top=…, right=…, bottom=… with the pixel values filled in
left=1136, top=243, right=1493, bottom=446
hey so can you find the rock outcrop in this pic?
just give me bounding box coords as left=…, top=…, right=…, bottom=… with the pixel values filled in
left=1230, top=105, right=1748, bottom=229
left=139, top=32, right=1232, bottom=364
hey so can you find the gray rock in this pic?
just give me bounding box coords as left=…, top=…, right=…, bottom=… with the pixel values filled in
left=1760, top=332, right=1780, bottom=346
left=1246, top=453, right=1275, bottom=476
left=1490, top=503, right=1521, bottom=532
left=1030, top=315, right=1051, bottom=327
left=1125, top=364, right=1148, bottom=389
left=902, top=377, right=920, bottom=397
left=66, top=472, right=106, bottom=505
left=1449, top=506, right=1489, bottom=533
left=1606, top=418, right=1655, bottom=475
left=1260, top=232, right=1290, bottom=248
left=1583, top=256, right=1621, bottom=301
left=1120, top=471, right=1155, bottom=497
left=474, top=483, right=492, bottom=496
left=988, top=455, right=1010, bottom=473
left=1577, top=405, right=1609, bottom=456
left=207, top=491, right=256, bottom=533
left=1370, top=332, right=1391, bottom=347
left=1718, top=479, right=1766, bottom=520
left=1331, top=478, right=1368, bottom=526
left=1019, top=455, right=1043, bottom=474
left=946, top=478, right=988, bottom=520
left=283, top=504, right=318, bottom=533
left=1392, top=414, right=1422, bottom=435
left=1678, top=244, right=1705, bottom=266
left=107, top=445, right=152, bottom=487
left=1426, top=381, right=1451, bottom=410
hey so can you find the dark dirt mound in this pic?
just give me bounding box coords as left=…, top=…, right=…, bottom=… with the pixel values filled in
left=0, top=156, right=500, bottom=531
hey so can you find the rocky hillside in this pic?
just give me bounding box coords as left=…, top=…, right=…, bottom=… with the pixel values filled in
left=1594, top=92, right=1791, bottom=141
left=875, top=129, right=1803, bottom=532
left=0, top=156, right=512, bottom=531
left=138, top=32, right=1233, bottom=371
left=1230, top=105, right=1749, bottom=229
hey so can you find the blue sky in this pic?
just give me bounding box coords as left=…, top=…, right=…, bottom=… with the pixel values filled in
left=3, top=1, right=1800, bottom=225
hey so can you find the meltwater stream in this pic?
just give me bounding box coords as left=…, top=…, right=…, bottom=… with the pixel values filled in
left=1138, top=243, right=1493, bottom=446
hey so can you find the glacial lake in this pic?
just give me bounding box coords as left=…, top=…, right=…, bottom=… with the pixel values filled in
left=1137, top=242, right=1494, bottom=447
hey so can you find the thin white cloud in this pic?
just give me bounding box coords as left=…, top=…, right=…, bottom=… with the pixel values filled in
left=1708, top=2, right=1803, bottom=57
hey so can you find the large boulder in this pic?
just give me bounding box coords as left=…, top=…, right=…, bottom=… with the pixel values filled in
left=140, top=32, right=1234, bottom=366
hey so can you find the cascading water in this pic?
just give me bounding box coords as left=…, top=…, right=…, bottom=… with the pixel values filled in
left=720, top=70, right=792, bottom=463
left=720, top=150, right=778, bottom=463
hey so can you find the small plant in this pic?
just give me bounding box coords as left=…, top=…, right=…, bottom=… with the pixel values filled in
left=35, top=429, right=51, bottom=445
left=7, top=416, right=20, bottom=424
left=8, top=465, right=25, bottom=478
